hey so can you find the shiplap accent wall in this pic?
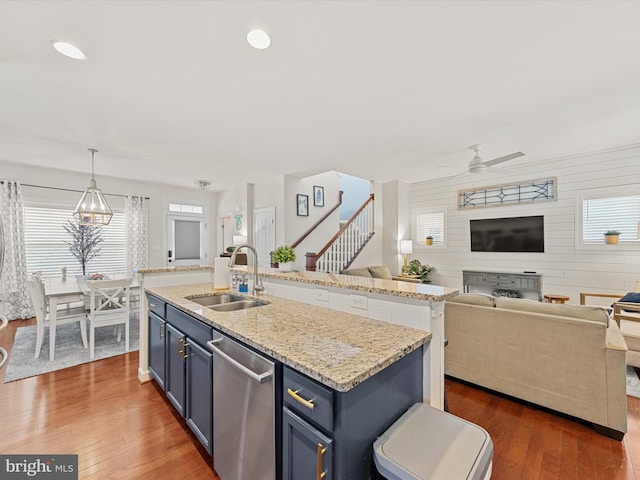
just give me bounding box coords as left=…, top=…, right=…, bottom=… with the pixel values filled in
left=410, top=143, right=640, bottom=304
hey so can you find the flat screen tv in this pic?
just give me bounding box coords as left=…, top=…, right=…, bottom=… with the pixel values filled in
left=470, top=215, right=544, bottom=253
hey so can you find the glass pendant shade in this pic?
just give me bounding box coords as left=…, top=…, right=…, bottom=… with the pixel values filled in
left=73, top=149, right=113, bottom=225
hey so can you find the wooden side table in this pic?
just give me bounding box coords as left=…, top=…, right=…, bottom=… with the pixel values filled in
left=544, top=294, right=570, bottom=304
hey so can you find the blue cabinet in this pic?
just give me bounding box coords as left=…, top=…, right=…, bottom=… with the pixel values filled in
left=165, top=322, right=186, bottom=416
left=148, top=311, right=166, bottom=389
left=146, top=296, right=213, bottom=455
left=283, top=408, right=334, bottom=480
left=185, top=339, right=213, bottom=453
left=282, top=348, right=423, bottom=480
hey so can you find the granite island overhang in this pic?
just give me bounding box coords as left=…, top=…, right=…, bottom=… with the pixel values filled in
left=143, top=283, right=431, bottom=392
left=137, top=265, right=459, bottom=405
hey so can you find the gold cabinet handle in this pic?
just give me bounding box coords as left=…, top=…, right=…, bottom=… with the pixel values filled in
left=159, top=323, right=165, bottom=339
left=182, top=342, right=190, bottom=362
left=177, top=338, right=184, bottom=356
left=316, top=442, right=327, bottom=480
left=287, top=388, right=315, bottom=410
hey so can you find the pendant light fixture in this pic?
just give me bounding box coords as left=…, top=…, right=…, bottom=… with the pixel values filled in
left=73, top=148, right=113, bottom=226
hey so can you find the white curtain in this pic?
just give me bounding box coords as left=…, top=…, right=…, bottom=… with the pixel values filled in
left=0, top=180, right=32, bottom=319
left=125, top=195, right=149, bottom=275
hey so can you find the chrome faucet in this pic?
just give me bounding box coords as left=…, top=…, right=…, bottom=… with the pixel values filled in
left=228, top=244, right=264, bottom=295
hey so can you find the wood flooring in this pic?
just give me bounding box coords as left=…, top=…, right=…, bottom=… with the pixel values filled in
left=1, top=317, right=639, bottom=479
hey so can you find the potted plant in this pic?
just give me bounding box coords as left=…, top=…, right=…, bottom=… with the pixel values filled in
left=272, top=245, right=296, bottom=272
left=425, top=236, right=433, bottom=246
left=63, top=220, right=103, bottom=275
left=406, top=259, right=433, bottom=283
left=604, top=230, right=621, bottom=245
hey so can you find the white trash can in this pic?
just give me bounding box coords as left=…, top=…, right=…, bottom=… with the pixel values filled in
left=373, top=403, right=493, bottom=480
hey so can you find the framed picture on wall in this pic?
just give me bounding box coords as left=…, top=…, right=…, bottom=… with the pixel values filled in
left=313, top=185, right=324, bottom=207
left=297, top=194, right=309, bottom=216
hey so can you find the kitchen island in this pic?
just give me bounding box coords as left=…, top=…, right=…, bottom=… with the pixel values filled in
left=140, top=268, right=458, bottom=479
left=145, top=282, right=432, bottom=392
left=138, top=265, right=458, bottom=407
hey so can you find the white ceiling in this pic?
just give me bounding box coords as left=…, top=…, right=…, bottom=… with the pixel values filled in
left=2, top=1, right=640, bottom=191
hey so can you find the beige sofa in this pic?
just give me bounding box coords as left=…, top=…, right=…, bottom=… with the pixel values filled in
left=444, top=293, right=628, bottom=439
left=341, top=265, right=422, bottom=283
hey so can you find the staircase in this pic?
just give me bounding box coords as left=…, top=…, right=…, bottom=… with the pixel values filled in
left=305, top=194, right=374, bottom=273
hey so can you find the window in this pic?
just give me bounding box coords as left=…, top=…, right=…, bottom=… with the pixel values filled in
left=169, top=202, right=204, bottom=214
left=577, top=185, right=640, bottom=249
left=165, top=198, right=209, bottom=266
left=414, top=208, right=446, bottom=247
left=582, top=195, right=640, bottom=244
left=24, top=206, right=126, bottom=277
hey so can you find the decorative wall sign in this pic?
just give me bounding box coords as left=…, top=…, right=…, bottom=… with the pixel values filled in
left=313, top=185, right=324, bottom=207
left=297, top=194, right=309, bottom=216
left=458, top=177, right=556, bottom=209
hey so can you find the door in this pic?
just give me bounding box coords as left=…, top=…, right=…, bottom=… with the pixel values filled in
left=148, top=312, right=166, bottom=389
left=283, top=408, right=333, bottom=480
left=254, top=206, right=275, bottom=267
left=218, top=215, right=233, bottom=254
left=165, top=323, right=186, bottom=416
left=167, top=214, right=208, bottom=267
left=185, top=340, right=214, bottom=454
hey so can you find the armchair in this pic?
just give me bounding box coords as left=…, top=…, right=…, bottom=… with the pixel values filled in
left=580, top=289, right=640, bottom=368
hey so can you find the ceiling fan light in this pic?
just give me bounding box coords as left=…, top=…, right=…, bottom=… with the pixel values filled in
left=468, top=163, right=487, bottom=174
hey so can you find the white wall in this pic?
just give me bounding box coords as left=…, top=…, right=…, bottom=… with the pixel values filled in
left=284, top=172, right=342, bottom=271
left=1, top=159, right=217, bottom=268
left=409, top=143, right=640, bottom=303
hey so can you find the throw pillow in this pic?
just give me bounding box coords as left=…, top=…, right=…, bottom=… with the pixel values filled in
left=341, top=267, right=372, bottom=278
left=367, top=265, right=393, bottom=280
left=615, top=292, right=640, bottom=312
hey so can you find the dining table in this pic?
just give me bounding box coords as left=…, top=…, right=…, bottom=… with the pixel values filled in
left=42, top=274, right=140, bottom=361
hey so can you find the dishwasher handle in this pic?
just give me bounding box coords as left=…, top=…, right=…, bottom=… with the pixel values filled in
left=207, top=337, right=273, bottom=384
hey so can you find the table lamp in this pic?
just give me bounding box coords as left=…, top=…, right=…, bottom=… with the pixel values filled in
left=400, top=240, right=413, bottom=273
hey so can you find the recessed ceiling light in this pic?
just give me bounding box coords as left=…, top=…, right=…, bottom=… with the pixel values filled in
left=247, top=29, right=271, bottom=50
left=51, top=40, right=86, bottom=60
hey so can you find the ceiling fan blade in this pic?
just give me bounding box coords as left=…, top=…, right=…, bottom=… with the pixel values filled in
left=482, top=151, right=525, bottom=167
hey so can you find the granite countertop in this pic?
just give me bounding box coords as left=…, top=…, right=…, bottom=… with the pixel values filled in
left=139, top=264, right=459, bottom=302
left=139, top=265, right=213, bottom=274
left=146, top=283, right=431, bottom=392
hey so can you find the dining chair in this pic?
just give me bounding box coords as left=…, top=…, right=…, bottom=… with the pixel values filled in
left=26, top=275, right=88, bottom=359
left=86, top=277, right=132, bottom=359
left=0, top=315, right=8, bottom=370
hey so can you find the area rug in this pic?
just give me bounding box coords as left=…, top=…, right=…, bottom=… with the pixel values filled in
left=627, top=365, right=640, bottom=399
left=4, top=320, right=139, bottom=383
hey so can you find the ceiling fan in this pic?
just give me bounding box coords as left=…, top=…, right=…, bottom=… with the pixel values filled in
left=465, top=144, right=525, bottom=174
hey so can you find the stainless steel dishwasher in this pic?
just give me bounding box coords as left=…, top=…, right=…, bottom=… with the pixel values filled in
left=207, top=333, right=275, bottom=480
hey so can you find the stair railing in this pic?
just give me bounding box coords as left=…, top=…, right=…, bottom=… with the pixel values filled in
left=305, top=194, right=375, bottom=273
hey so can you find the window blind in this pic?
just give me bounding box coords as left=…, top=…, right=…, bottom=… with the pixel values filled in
left=582, top=195, right=640, bottom=244
left=416, top=212, right=445, bottom=245
left=24, top=206, right=127, bottom=277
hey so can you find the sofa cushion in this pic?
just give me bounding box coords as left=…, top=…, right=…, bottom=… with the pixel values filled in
left=447, top=293, right=495, bottom=307
left=621, top=320, right=640, bottom=352
left=494, top=297, right=609, bottom=326
left=368, top=265, right=393, bottom=280
left=341, top=267, right=372, bottom=278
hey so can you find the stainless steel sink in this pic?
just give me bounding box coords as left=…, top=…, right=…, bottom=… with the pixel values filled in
left=187, top=294, right=246, bottom=306
left=208, top=300, right=268, bottom=312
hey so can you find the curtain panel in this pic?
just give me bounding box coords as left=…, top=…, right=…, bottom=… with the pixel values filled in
left=125, top=195, right=149, bottom=275
left=0, top=180, right=32, bottom=319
